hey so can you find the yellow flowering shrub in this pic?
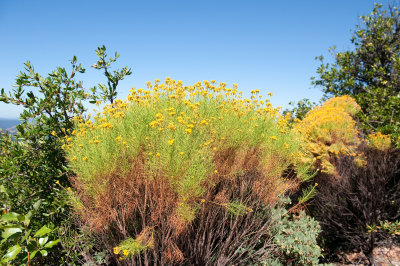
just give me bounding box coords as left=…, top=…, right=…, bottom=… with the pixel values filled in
left=367, top=132, right=392, bottom=151
left=65, top=78, right=312, bottom=262
left=294, top=95, right=364, bottom=174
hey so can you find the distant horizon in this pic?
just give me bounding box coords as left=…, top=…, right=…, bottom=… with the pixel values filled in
left=0, top=117, right=19, bottom=120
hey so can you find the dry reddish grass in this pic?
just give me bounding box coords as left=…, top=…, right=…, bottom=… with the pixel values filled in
left=71, top=146, right=298, bottom=265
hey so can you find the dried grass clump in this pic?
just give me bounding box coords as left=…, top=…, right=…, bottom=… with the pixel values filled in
left=312, top=143, right=400, bottom=262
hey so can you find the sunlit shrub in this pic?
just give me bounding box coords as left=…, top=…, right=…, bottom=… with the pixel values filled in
left=367, top=132, right=392, bottom=151
left=293, top=95, right=364, bottom=174
left=65, top=79, right=314, bottom=264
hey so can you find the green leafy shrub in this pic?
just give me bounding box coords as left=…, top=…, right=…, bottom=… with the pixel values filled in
left=313, top=3, right=400, bottom=145
left=0, top=45, right=131, bottom=265
left=0, top=194, right=60, bottom=265
left=0, top=56, right=90, bottom=263
left=270, top=198, right=322, bottom=265
left=283, top=98, right=318, bottom=122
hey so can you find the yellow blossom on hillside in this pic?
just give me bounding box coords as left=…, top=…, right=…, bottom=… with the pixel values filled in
left=294, top=96, right=363, bottom=174
left=168, top=123, right=176, bottom=131
left=368, top=132, right=391, bottom=151
left=113, top=247, right=120, bottom=254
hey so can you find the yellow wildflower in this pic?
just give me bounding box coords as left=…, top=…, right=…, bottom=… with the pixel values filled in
left=284, top=143, right=289, bottom=149
left=155, top=113, right=163, bottom=120
left=115, top=136, right=122, bottom=142
left=82, top=156, right=88, bottom=162
left=113, top=247, right=120, bottom=254
left=123, top=249, right=129, bottom=256
left=168, top=139, right=175, bottom=146
left=168, top=123, right=176, bottom=131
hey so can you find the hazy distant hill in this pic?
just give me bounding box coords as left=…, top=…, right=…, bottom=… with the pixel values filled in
left=0, top=118, right=19, bottom=134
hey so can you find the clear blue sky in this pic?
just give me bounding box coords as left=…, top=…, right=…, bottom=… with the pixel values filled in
left=0, top=0, right=392, bottom=119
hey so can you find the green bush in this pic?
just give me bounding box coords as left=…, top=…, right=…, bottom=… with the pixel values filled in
left=270, top=199, right=322, bottom=265
left=313, top=3, right=400, bottom=145
left=0, top=45, right=131, bottom=265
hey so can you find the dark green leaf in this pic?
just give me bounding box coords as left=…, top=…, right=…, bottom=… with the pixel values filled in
left=1, top=227, right=22, bottom=240
left=44, top=239, right=60, bottom=248
left=1, top=244, right=21, bottom=262
left=33, top=225, right=51, bottom=237
left=1, top=212, right=19, bottom=222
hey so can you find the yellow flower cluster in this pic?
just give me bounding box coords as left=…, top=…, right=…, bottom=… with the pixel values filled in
left=368, top=132, right=391, bottom=151
left=294, top=96, right=364, bottom=174
left=66, top=79, right=291, bottom=182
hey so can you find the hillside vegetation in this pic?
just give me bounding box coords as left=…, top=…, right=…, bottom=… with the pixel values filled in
left=1, top=3, right=400, bottom=265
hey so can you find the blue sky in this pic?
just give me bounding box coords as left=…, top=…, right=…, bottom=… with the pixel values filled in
left=0, top=0, right=392, bottom=119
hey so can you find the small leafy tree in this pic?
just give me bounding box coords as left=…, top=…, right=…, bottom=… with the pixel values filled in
left=0, top=46, right=131, bottom=264
left=92, top=45, right=132, bottom=104
left=0, top=57, right=95, bottom=265
left=312, top=3, right=400, bottom=144
left=0, top=56, right=94, bottom=213
left=283, top=98, right=318, bottom=122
